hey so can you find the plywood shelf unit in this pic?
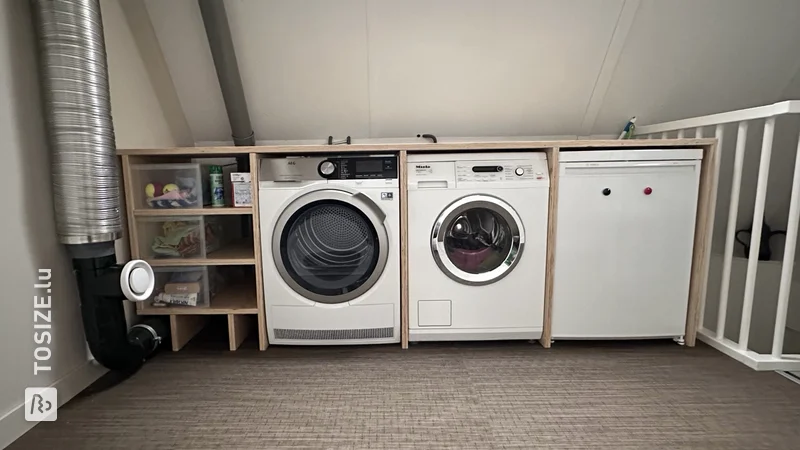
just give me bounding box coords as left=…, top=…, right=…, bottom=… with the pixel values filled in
left=121, top=153, right=268, bottom=352
left=120, top=139, right=718, bottom=353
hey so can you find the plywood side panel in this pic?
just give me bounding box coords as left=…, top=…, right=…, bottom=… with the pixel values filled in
left=399, top=150, right=409, bottom=349
left=540, top=147, right=559, bottom=348
left=250, top=153, right=268, bottom=350
left=685, top=142, right=720, bottom=346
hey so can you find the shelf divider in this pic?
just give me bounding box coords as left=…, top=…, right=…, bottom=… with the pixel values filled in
left=134, top=206, right=253, bottom=217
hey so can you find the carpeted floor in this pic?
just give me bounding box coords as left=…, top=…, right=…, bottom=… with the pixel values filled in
left=10, top=340, right=800, bottom=449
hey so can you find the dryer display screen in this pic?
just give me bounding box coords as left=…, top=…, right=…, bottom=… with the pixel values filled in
left=356, top=159, right=383, bottom=173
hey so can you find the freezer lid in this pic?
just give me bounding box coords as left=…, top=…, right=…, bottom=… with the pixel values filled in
left=558, top=148, right=703, bottom=163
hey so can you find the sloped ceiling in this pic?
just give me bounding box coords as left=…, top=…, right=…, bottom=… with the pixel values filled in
left=594, top=0, right=800, bottom=132
left=141, top=0, right=800, bottom=143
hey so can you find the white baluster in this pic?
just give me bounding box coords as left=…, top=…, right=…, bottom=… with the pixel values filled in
left=772, top=128, right=800, bottom=357
left=677, top=129, right=685, bottom=139
left=717, top=122, right=748, bottom=340
left=739, top=117, right=776, bottom=350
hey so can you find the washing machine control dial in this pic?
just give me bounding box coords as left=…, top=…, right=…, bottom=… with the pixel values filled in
left=319, top=160, right=336, bottom=177
left=514, top=167, right=525, bottom=177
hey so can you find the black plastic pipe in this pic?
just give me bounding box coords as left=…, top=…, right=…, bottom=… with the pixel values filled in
left=73, top=255, right=167, bottom=373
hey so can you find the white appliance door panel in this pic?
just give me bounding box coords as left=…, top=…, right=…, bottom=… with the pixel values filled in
left=553, top=161, right=700, bottom=338
left=408, top=188, right=548, bottom=331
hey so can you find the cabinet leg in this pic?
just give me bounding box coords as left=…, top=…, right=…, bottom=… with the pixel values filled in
left=674, top=335, right=686, bottom=346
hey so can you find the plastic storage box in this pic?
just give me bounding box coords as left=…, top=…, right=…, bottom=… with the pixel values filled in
left=149, top=266, right=218, bottom=308
left=131, top=163, right=205, bottom=209
left=136, top=215, right=238, bottom=260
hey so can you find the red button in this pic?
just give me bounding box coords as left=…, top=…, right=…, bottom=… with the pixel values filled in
left=644, top=187, right=653, bottom=195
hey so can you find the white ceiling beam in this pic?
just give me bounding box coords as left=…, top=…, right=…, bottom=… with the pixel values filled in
left=119, top=0, right=194, bottom=146
left=579, top=0, right=641, bottom=136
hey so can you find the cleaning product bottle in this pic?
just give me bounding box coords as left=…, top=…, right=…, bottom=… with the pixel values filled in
left=209, top=165, right=225, bottom=207
left=618, top=116, right=637, bottom=140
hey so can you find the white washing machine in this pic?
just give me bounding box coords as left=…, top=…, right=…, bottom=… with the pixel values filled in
left=259, top=155, right=400, bottom=345
left=408, top=152, right=550, bottom=341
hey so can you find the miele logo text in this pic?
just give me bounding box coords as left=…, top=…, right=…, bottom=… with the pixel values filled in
left=415, top=165, right=430, bottom=169
left=287, top=161, right=296, bottom=165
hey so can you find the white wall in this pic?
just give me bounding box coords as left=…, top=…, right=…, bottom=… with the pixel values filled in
left=104, top=0, right=192, bottom=149
left=143, top=0, right=800, bottom=144
left=0, top=1, right=106, bottom=446
left=1, top=1, right=186, bottom=446
left=594, top=0, right=800, bottom=132
left=101, top=0, right=192, bottom=274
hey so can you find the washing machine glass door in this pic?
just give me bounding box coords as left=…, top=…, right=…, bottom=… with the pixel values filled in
left=431, top=194, right=524, bottom=286
left=273, top=189, right=388, bottom=304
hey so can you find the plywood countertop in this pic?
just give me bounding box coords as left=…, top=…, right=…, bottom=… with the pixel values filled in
left=118, top=138, right=716, bottom=156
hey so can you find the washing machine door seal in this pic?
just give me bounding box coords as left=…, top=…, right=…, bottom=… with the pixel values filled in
left=273, top=188, right=389, bottom=304
left=431, top=194, right=525, bottom=286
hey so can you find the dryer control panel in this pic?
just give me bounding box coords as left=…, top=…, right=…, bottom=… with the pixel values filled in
left=319, top=156, right=397, bottom=180
left=260, top=155, right=397, bottom=182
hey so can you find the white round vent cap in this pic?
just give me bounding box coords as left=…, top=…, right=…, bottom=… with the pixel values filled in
left=129, top=267, right=150, bottom=295
left=120, top=260, right=154, bottom=302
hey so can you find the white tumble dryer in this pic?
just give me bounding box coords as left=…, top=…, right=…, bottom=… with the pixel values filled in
left=408, top=152, right=550, bottom=341
left=259, top=155, right=400, bottom=345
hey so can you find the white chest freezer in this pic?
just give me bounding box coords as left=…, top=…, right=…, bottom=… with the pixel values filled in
left=552, top=149, right=702, bottom=340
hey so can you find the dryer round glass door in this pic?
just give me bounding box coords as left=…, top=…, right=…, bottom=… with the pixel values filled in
left=273, top=189, right=389, bottom=304
left=431, top=194, right=525, bottom=286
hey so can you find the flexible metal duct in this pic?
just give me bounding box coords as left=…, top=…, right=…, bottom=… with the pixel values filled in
left=33, top=0, right=122, bottom=245
left=32, top=0, right=167, bottom=374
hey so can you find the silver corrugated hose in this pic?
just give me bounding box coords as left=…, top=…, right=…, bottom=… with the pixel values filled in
left=33, top=0, right=122, bottom=245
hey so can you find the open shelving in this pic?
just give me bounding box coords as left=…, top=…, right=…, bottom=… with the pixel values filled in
left=121, top=153, right=267, bottom=352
